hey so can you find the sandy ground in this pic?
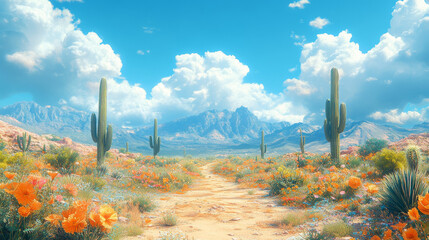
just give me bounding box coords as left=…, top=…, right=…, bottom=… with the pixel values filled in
left=123, top=162, right=303, bottom=240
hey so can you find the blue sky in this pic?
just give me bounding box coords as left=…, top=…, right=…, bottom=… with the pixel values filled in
left=0, top=0, right=428, bottom=126
left=51, top=0, right=395, bottom=94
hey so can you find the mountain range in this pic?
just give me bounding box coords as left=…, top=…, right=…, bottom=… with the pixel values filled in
left=0, top=102, right=427, bottom=156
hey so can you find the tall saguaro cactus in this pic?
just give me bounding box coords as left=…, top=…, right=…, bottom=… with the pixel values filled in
left=91, top=78, right=113, bottom=167
left=149, top=119, right=161, bottom=159
left=260, top=130, right=267, bottom=159
left=299, top=128, right=305, bottom=155
left=324, top=68, right=347, bottom=162
left=17, top=132, right=31, bottom=153
left=126, top=142, right=129, bottom=153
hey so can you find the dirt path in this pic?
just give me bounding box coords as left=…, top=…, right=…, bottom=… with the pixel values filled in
left=125, top=162, right=300, bottom=240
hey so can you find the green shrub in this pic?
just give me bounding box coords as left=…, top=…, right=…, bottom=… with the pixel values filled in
left=182, top=161, right=200, bottom=174
left=0, top=141, right=6, bottom=151
left=322, top=221, right=353, bottom=238
left=45, top=147, right=79, bottom=174
left=358, top=138, right=388, bottom=156
left=303, top=229, right=330, bottom=240
left=161, top=212, right=177, bottom=226
left=379, top=169, right=428, bottom=214
left=95, top=165, right=108, bottom=177
left=111, top=171, right=122, bottom=179
left=82, top=175, right=106, bottom=191
left=269, top=166, right=305, bottom=196
left=131, top=196, right=156, bottom=213
left=119, top=148, right=127, bottom=154
left=373, top=149, right=406, bottom=175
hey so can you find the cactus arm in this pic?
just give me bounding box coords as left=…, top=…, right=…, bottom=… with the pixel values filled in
left=149, top=136, right=154, bottom=149
left=17, top=136, right=21, bottom=150
left=26, top=135, right=31, bottom=151
left=338, top=103, right=347, bottom=133
left=264, top=144, right=267, bottom=153
left=325, top=99, right=331, bottom=121
left=91, top=113, right=98, bottom=143
left=104, top=124, right=113, bottom=151
left=324, top=119, right=331, bottom=142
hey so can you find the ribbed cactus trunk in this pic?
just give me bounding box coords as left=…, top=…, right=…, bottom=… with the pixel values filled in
left=126, top=142, right=129, bottom=153
left=406, top=145, right=420, bottom=171
left=17, top=132, right=31, bottom=153
left=91, top=78, right=113, bottom=167
left=299, top=128, right=305, bottom=155
left=260, top=130, right=267, bottom=159
left=324, top=68, right=346, bottom=162
left=149, top=119, right=161, bottom=159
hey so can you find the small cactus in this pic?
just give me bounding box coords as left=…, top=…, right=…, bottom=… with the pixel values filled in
left=260, top=130, right=267, bottom=159
left=406, top=145, right=421, bottom=171
left=17, top=132, right=31, bottom=153
left=299, top=128, right=305, bottom=155
left=126, top=142, right=129, bottom=153
left=149, top=119, right=161, bottom=159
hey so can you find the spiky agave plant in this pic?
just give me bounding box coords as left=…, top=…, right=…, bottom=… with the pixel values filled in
left=379, top=169, right=428, bottom=214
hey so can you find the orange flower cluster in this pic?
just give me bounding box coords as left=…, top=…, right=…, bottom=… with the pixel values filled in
left=348, top=176, right=362, bottom=189
left=89, top=205, right=118, bottom=232
left=45, top=200, right=118, bottom=234
left=0, top=180, right=42, bottom=217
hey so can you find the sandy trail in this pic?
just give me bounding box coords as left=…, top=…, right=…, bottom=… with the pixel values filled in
left=125, top=162, right=299, bottom=240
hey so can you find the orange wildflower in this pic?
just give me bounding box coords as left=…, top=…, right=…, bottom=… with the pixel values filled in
left=348, top=176, right=362, bottom=189
left=13, top=182, right=36, bottom=205
left=418, top=193, right=429, bottom=215
left=144, top=218, right=152, bottom=225
left=89, top=211, right=102, bottom=228
left=62, top=214, right=87, bottom=234
left=48, top=196, right=54, bottom=204
left=366, top=184, right=379, bottom=195
left=383, top=229, right=392, bottom=240
left=371, top=236, right=381, bottom=240
left=4, top=171, right=16, bottom=180
left=2, top=182, right=18, bottom=194
left=99, top=204, right=118, bottom=230
left=18, top=206, right=31, bottom=217
left=392, top=222, right=407, bottom=233
left=47, top=171, right=59, bottom=180
left=402, top=227, right=420, bottom=240
left=408, top=208, right=420, bottom=221
left=45, top=214, right=62, bottom=226
left=29, top=199, right=42, bottom=211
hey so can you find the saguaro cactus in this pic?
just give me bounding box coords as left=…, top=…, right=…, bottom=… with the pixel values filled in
left=260, top=130, right=267, bottom=159
left=406, top=145, right=421, bottom=171
left=17, top=132, right=31, bottom=153
left=126, top=142, right=129, bottom=153
left=149, top=118, right=161, bottom=159
left=324, top=68, right=347, bottom=162
left=91, top=78, right=113, bottom=167
left=299, top=128, right=305, bottom=155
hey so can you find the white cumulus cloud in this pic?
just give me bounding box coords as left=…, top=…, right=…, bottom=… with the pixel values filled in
left=289, top=0, right=310, bottom=9
left=309, top=17, right=329, bottom=29
left=290, top=0, right=429, bottom=125
left=370, top=109, right=422, bottom=124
